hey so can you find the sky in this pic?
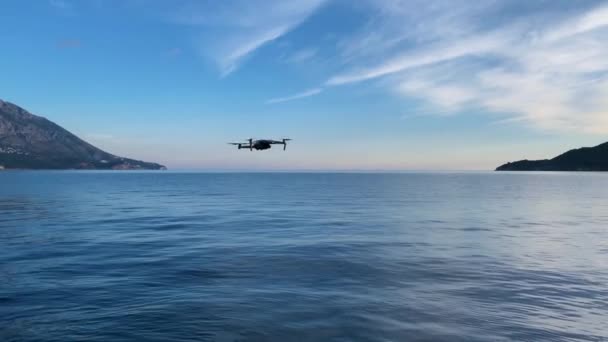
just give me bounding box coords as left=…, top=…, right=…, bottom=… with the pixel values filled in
left=1, top=0, right=608, bottom=170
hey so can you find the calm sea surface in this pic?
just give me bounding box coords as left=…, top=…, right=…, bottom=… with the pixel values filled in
left=1, top=172, right=607, bottom=341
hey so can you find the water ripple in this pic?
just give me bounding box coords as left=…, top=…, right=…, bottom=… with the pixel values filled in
left=1, top=172, right=607, bottom=341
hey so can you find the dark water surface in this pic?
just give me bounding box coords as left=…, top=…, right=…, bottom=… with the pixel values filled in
left=1, top=172, right=607, bottom=341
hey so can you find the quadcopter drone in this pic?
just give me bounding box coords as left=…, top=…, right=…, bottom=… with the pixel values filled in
left=228, top=138, right=292, bottom=151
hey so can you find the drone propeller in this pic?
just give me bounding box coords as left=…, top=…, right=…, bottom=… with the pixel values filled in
left=248, top=138, right=253, bottom=151
left=282, top=138, right=292, bottom=151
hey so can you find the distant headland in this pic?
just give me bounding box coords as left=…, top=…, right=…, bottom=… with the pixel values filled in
left=496, top=142, right=608, bottom=171
left=0, top=99, right=166, bottom=170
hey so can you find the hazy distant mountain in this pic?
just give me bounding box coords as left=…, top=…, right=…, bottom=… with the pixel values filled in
left=496, top=142, right=608, bottom=171
left=0, top=99, right=165, bottom=170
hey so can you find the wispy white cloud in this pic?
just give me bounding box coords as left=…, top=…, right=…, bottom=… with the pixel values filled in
left=266, top=88, right=322, bottom=104
left=173, top=0, right=326, bottom=76
left=327, top=32, right=507, bottom=85
left=216, top=26, right=288, bottom=76
left=544, top=4, right=608, bottom=42
left=322, top=1, right=608, bottom=133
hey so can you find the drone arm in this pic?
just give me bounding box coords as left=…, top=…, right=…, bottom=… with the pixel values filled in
left=268, top=139, right=292, bottom=144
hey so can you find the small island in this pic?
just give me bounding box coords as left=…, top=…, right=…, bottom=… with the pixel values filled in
left=0, top=99, right=166, bottom=170
left=496, top=142, right=608, bottom=171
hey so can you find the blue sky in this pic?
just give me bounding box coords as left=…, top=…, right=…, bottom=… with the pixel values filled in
left=1, top=0, right=607, bottom=170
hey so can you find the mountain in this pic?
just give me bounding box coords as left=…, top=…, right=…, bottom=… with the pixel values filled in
left=496, top=142, right=608, bottom=171
left=0, top=99, right=166, bottom=170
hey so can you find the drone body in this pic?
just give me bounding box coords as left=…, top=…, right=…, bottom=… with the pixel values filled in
left=228, top=138, right=292, bottom=151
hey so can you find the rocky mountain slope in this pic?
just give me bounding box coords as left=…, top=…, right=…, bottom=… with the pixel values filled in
left=0, top=99, right=165, bottom=170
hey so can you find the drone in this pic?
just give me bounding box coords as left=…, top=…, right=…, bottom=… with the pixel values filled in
left=228, top=138, right=292, bottom=151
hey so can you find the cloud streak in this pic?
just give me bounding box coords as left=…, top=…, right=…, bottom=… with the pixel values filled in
left=266, top=88, right=322, bottom=104
left=173, top=0, right=326, bottom=76
left=326, top=33, right=506, bottom=86
left=321, top=0, right=608, bottom=133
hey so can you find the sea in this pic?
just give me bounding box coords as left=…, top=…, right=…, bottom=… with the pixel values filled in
left=1, top=171, right=607, bottom=342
